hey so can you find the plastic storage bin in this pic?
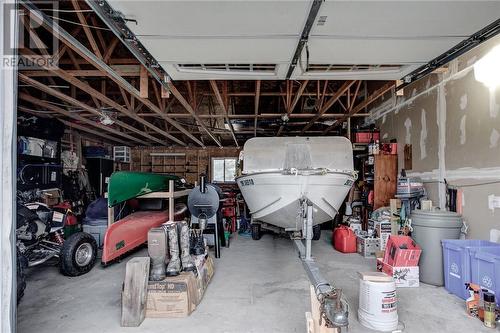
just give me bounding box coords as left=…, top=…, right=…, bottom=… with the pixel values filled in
left=471, top=247, right=500, bottom=306
left=82, top=217, right=108, bottom=248
left=442, top=240, right=500, bottom=300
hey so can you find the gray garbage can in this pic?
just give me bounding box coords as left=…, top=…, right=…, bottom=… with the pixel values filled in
left=410, top=209, right=462, bottom=286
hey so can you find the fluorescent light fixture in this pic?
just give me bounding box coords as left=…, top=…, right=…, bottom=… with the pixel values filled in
left=474, top=45, right=500, bottom=89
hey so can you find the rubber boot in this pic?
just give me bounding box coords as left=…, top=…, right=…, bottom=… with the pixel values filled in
left=190, top=229, right=205, bottom=255
left=179, top=220, right=196, bottom=273
left=165, top=222, right=181, bottom=277
left=147, top=227, right=167, bottom=281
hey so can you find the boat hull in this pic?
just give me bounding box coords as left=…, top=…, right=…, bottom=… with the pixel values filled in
left=107, top=171, right=180, bottom=207
left=101, top=203, right=187, bottom=265
left=236, top=172, right=354, bottom=230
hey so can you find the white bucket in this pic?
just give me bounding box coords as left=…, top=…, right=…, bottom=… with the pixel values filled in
left=358, top=278, right=398, bottom=332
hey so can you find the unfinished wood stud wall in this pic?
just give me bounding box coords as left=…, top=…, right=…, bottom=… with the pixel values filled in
left=131, top=146, right=241, bottom=183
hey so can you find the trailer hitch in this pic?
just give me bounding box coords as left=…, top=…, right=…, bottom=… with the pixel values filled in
left=294, top=199, right=350, bottom=330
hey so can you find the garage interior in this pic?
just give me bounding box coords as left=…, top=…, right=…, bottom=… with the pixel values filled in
left=2, top=1, right=500, bottom=332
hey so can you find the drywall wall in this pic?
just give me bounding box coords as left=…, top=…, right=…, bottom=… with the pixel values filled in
left=372, top=35, right=500, bottom=240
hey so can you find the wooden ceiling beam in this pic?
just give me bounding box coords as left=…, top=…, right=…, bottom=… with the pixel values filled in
left=18, top=74, right=164, bottom=146
left=152, top=81, right=163, bottom=111
left=139, top=65, right=149, bottom=98
left=137, top=113, right=370, bottom=119
left=322, top=82, right=395, bottom=135
left=288, top=80, right=309, bottom=114
left=119, top=86, right=131, bottom=110
left=21, top=3, right=200, bottom=147
left=277, top=80, right=310, bottom=136
left=254, top=80, right=261, bottom=137
left=103, top=38, right=120, bottom=63
left=19, top=50, right=184, bottom=145
left=18, top=93, right=134, bottom=145
left=71, top=0, right=102, bottom=59
left=168, top=82, right=221, bottom=147
left=58, top=119, right=127, bottom=145
left=349, top=80, right=363, bottom=110
left=210, top=80, right=238, bottom=147
left=90, top=15, right=108, bottom=54
left=300, top=80, right=356, bottom=134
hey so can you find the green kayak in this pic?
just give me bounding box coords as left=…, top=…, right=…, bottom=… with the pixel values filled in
left=107, top=171, right=182, bottom=207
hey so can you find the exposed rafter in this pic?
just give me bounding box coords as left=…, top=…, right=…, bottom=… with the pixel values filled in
left=254, top=80, right=261, bottom=137
left=137, top=113, right=369, bottom=119
left=16, top=1, right=398, bottom=147
left=21, top=1, right=201, bottom=147
left=277, top=80, right=309, bottom=136
left=18, top=74, right=163, bottom=146
left=300, top=81, right=356, bottom=134
left=322, top=82, right=395, bottom=134
left=168, top=83, right=222, bottom=148
left=18, top=92, right=136, bottom=145
left=22, top=61, right=185, bottom=146
left=71, top=0, right=102, bottom=59
left=210, top=80, right=239, bottom=147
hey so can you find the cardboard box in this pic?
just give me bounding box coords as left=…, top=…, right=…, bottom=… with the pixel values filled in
left=194, top=254, right=214, bottom=304
left=146, top=272, right=198, bottom=318
left=357, top=235, right=379, bottom=257
left=375, top=221, right=392, bottom=251
left=41, top=189, right=61, bottom=206
left=377, top=259, right=419, bottom=288
left=145, top=254, right=215, bottom=319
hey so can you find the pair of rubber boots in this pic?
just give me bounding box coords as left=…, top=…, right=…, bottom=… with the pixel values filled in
left=148, top=220, right=195, bottom=281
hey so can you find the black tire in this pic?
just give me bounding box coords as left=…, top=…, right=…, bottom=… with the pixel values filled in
left=60, top=232, right=97, bottom=277
left=312, top=224, right=321, bottom=241
left=16, top=251, right=27, bottom=304
left=251, top=224, right=261, bottom=240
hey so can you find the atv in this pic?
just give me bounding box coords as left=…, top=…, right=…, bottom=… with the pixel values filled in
left=16, top=202, right=97, bottom=301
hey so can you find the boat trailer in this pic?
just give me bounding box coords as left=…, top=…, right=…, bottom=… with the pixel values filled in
left=293, top=199, right=349, bottom=331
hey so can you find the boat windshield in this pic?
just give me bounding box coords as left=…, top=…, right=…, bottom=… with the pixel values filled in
left=242, top=137, right=353, bottom=173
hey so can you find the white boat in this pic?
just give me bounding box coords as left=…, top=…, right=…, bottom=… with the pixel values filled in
left=236, top=137, right=356, bottom=232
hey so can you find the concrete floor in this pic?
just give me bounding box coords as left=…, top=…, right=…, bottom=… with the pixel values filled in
left=18, top=232, right=492, bottom=333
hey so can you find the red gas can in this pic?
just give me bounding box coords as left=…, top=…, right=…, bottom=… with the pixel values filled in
left=333, top=226, right=357, bottom=253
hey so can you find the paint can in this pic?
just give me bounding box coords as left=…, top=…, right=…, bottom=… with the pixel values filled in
left=358, top=278, right=398, bottom=331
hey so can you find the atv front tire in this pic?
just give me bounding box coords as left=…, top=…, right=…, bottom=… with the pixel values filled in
left=60, top=232, right=97, bottom=276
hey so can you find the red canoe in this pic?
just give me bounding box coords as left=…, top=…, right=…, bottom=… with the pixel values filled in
left=101, top=203, right=188, bottom=265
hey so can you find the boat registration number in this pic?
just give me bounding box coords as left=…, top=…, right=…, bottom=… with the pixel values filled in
left=344, top=179, right=354, bottom=186
left=240, top=179, right=254, bottom=186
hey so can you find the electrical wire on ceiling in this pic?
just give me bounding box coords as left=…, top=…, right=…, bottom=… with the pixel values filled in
left=47, top=15, right=112, bottom=31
